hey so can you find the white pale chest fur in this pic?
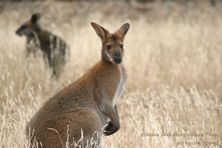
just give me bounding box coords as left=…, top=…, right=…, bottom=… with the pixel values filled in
left=113, top=64, right=127, bottom=106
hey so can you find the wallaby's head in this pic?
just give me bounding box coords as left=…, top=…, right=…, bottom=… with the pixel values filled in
left=91, top=22, right=130, bottom=64
left=16, top=13, right=41, bottom=37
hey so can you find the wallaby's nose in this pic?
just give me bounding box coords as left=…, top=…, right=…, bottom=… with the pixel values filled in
left=113, top=52, right=122, bottom=64
left=15, top=29, right=21, bottom=36
left=15, top=29, right=19, bottom=35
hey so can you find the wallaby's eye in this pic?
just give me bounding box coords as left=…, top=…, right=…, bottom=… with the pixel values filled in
left=120, top=44, right=124, bottom=49
left=106, top=44, right=112, bottom=50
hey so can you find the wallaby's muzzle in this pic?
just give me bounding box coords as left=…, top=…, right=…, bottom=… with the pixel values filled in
left=15, top=24, right=32, bottom=36
left=113, top=52, right=122, bottom=64
left=15, top=28, right=23, bottom=36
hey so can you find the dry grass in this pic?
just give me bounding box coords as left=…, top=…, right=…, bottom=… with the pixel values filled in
left=0, top=1, right=221, bottom=147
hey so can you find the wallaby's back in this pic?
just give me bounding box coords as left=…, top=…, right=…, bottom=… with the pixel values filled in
left=27, top=61, right=115, bottom=147
left=27, top=71, right=104, bottom=147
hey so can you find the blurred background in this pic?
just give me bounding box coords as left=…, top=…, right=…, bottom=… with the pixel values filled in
left=0, top=0, right=221, bottom=147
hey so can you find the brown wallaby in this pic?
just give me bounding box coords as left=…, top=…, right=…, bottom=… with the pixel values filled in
left=16, top=13, right=70, bottom=78
left=26, top=22, right=130, bottom=148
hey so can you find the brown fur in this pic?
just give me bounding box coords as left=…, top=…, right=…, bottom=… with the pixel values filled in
left=27, top=22, right=130, bottom=148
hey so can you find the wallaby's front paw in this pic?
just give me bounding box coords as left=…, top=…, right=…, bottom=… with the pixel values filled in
left=103, top=121, right=119, bottom=136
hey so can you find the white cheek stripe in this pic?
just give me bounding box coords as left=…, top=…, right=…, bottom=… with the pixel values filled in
left=105, top=50, right=114, bottom=63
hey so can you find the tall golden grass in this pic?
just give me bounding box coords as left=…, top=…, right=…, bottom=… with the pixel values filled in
left=0, top=1, right=221, bottom=147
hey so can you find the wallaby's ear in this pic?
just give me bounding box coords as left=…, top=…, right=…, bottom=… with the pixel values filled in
left=115, top=23, right=130, bottom=38
left=91, top=22, right=109, bottom=40
left=30, top=13, right=41, bottom=24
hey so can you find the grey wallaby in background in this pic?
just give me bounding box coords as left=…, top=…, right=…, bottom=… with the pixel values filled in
left=16, top=13, right=70, bottom=78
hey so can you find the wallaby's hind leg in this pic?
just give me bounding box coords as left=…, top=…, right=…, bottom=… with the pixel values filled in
left=29, top=108, right=102, bottom=148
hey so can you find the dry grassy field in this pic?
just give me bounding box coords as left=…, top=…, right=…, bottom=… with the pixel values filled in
left=0, top=1, right=221, bottom=147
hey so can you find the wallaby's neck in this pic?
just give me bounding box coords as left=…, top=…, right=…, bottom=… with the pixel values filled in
left=28, top=26, right=42, bottom=38
left=27, top=28, right=42, bottom=43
